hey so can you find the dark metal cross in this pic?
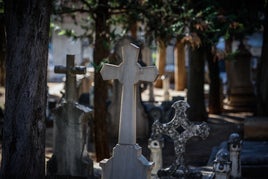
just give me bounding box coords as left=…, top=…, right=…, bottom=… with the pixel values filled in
left=151, top=100, right=210, bottom=168
left=54, top=55, right=86, bottom=102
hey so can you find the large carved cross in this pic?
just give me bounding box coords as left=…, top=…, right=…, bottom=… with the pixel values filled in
left=101, top=43, right=158, bottom=145
left=54, top=55, right=86, bottom=102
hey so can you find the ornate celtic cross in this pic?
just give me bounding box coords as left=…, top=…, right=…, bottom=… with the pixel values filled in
left=151, top=100, right=210, bottom=175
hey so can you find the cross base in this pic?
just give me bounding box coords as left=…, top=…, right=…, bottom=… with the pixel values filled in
left=50, top=102, right=93, bottom=177
left=100, top=144, right=154, bottom=179
left=157, top=165, right=215, bottom=179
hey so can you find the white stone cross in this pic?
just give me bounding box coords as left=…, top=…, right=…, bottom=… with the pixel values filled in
left=101, top=43, right=158, bottom=145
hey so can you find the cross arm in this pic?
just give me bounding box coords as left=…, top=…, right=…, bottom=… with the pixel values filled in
left=71, top=66, right=86, bottom=74
left=54, top=65, right=67, bottom=74
left=100, top=63, right=120, bottom=81
left=138, top=66, right=158, bottom=82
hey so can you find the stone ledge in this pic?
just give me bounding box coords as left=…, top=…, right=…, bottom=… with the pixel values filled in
left=244, top=117, right=268, bottom=140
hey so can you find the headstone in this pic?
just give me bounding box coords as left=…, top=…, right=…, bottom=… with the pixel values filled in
left=224, top=42, right=256, bottom=111
left=150, top=100, right=210, bottom=177
left=100, top=43, right=157, bottom=179
left=107, top=37, right=151, bottom=139
left=48, top=55, right=93, bottom=177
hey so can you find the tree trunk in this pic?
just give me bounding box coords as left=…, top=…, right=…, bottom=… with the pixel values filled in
left=224, top=38, right=233, bottom=97
left=256, top=5, right=268, bottom=116
left=174, top=39, right=186, bottom=91
left=187, top=46, right=207, bottom=121
left=154, top=39, right=166, bottom=88
left=130, top=22, right=138, bottom=39
left=206, top=46, right=222, bottom=114
left=0, top=15, right=6, bottom=87
left=1, top=0, right=50, bottom=178
left=93, top=0, right=110, bottom=162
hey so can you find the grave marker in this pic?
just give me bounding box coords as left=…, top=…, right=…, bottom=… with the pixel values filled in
left=100, top=43, right=157, bottom=179
left=54, top=55, right=86, bottom=102
left=150, top=100, right=210, bottom=177
left=101, top=43, right=158, bottom=144
left=108, top=37, right=152, bottom=139
left=47, top=55, right=93, bottom=177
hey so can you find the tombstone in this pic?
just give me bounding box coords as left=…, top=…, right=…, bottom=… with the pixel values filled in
left=107, top=36, right=150, bottom=139
left=223, top=42, right=256, bottom=112
left=100, top=43, right=157, bottom=179
left=47, top=55, right=93, bottom=177
left=150, top=100, right=210, bottom=178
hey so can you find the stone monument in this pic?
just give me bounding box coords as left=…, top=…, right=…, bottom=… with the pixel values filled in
left=100, top=43, right=158, bottom=179
left=108, top=37, right=151, bottom=139
left=48, top=55, right=93, bottom=177
left=224, top=42, right=256, bottom=111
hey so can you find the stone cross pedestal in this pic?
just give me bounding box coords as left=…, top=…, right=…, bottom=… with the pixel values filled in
left=100, top=43, right=157, bottom=179
left=48, top=55, right=93, bottom=177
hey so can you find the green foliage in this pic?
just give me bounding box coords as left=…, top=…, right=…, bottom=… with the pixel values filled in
left=0, top=0, right=4, bottom=14
left=213, top=0, right=266, bottom=40
left=142, top=0, right=185, bottom=45
left=225, top=50, right=240, bottom=61
left=90, top=58, right=109, bottom=72
left=51, top=0, right=266, bottom=51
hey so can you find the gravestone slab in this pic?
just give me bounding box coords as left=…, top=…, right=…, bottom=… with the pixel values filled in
left=100, top=43, right=157, bottom=179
